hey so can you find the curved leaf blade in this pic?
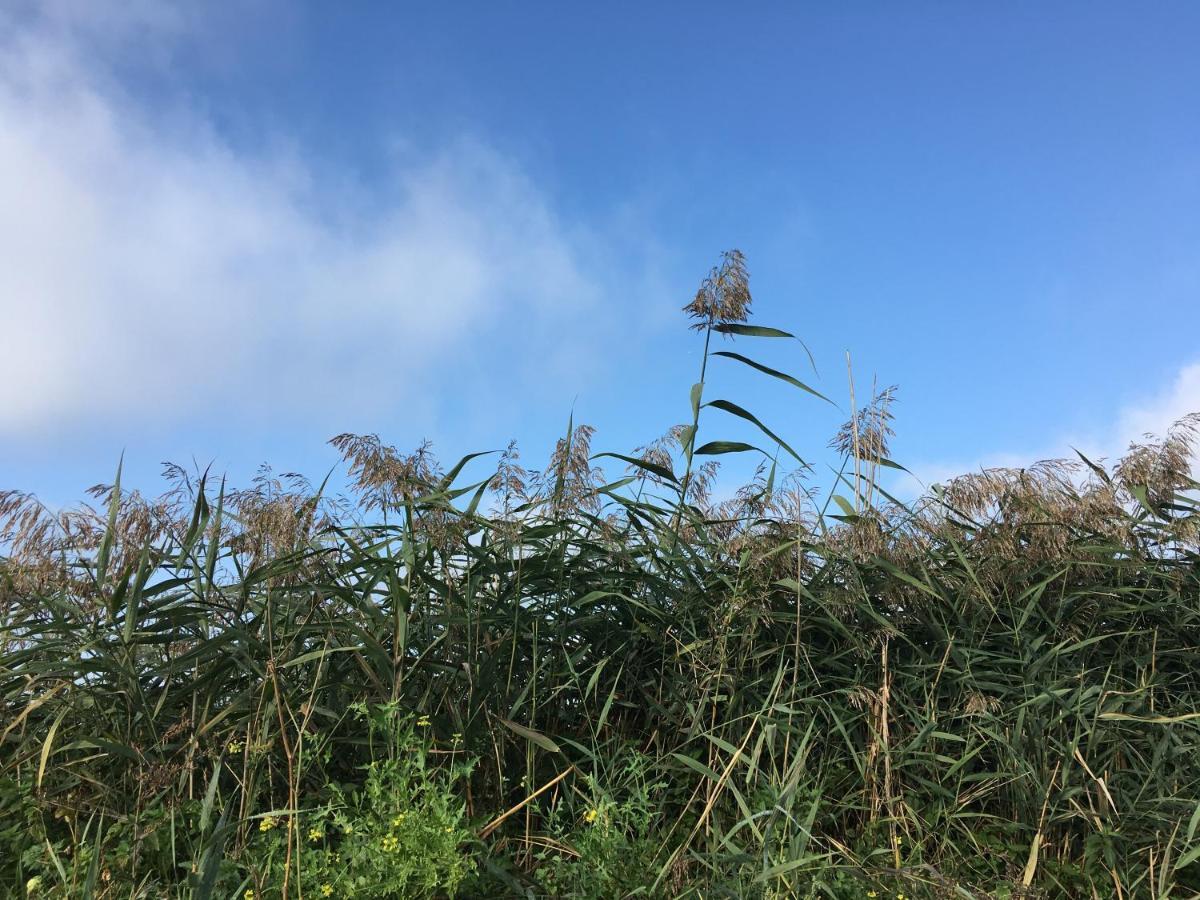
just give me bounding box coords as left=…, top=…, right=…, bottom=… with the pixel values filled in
left=713, top=351, right=833, bottom=404
left=704, top=399, right=806, bottom=466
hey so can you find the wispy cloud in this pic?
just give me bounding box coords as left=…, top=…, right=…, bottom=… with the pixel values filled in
left=0, top=3, right=622, bottom=435
left=900, top=359, right=1200, bottom=495
left=1111, top=362, right=1200, bottom=451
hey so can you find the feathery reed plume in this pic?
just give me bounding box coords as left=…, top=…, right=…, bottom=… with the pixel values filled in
left=831, top=379, right=897, bottom=513
left=1115, top=412, right=1200, bottom=507
left=329, top=433, right=443, bottom=515
left=683, top=249, right=752, bottom=331
left=532, top=423, right=604, bottom=515
left=225, top=466, right=330, bottom=571
left=490, top=439, right=529, bottom=520
left=830, top=384, right=898, bottom=464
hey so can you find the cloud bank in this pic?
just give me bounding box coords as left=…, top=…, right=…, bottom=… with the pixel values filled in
left=0, top=4, right=607, bottom=435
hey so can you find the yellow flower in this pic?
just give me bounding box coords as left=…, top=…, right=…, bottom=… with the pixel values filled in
left=243, top=891, right=256, bottom=900
left=392, top=814, right=406, bottom=826
left=227, top=740, right=244, bottom=753
left=896, top=894, right=906, bottom=900
left=381, top=834, right=399, bottom=852
left=258, top=816, right=277, bottom=832
left=416, top=715, right=431, bottom=728
left=867, top=893, right=877, bottom=899
left=320, top=886, right=333, bottom=898
left=308, top=827, right=323, bottom=842
left=583, top=808, right=599, bottom=824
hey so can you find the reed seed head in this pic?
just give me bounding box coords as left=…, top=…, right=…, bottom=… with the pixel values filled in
left=683, top=249, right=752, bottom=331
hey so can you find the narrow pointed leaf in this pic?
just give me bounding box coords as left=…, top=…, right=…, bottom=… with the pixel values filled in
left=96, top=454, right=123, bottom=592
left=497, top=717, right=560, bottom=753
left=705, top=399, right=806, bottom=466
left=712, top=351, right=832, bottom=403
left=695, top=441, right=762, bottom=456
left=713, top=324, right=795, bottom=338
left=593, top=452, right=679, bottom=485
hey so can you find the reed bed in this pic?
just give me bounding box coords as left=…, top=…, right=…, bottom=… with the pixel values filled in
left=2, top=252, right=1199, bottom=898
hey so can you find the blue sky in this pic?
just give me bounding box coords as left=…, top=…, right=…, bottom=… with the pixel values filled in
left=3, top=1, right=1199, bottom=505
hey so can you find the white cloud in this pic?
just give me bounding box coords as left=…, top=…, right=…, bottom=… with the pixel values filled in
left=0, top=4, right=608, bottom=434
left=900, top=360, right=1200, bottom=495
left=1112, top=362, right=1200, bottom=449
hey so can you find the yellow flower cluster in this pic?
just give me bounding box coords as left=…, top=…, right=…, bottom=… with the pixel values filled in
left=258, top=816, right=278, bottom=833
left=416, top=715, right=431, bottom=728
left=308, top=826, right=323, bottom=842
left=320, top=886, right=334, bottom=898
left=583, top=808, right=599, bottom=824
left=381, top=834, right=400, bottom=852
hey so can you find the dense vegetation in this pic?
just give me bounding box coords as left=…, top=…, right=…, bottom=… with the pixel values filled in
left=3, top=252, right=1199, bottom=898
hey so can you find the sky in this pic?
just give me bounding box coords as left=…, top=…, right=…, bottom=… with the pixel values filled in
left=2, top=1, right=1199, bottom=506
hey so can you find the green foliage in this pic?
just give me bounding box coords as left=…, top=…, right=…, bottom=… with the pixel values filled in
left=0, top=774, right=42, bottom=891
left=3, top=252, right=1200, bottom=897
left=248, top=707, right=475, bottom=898
left=533, top=752, right=664, bottom=898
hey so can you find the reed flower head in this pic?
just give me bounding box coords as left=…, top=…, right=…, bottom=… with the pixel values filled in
left=683, top=249, right=752, bottom=331
left=831, top=385, right=898, bottom=463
